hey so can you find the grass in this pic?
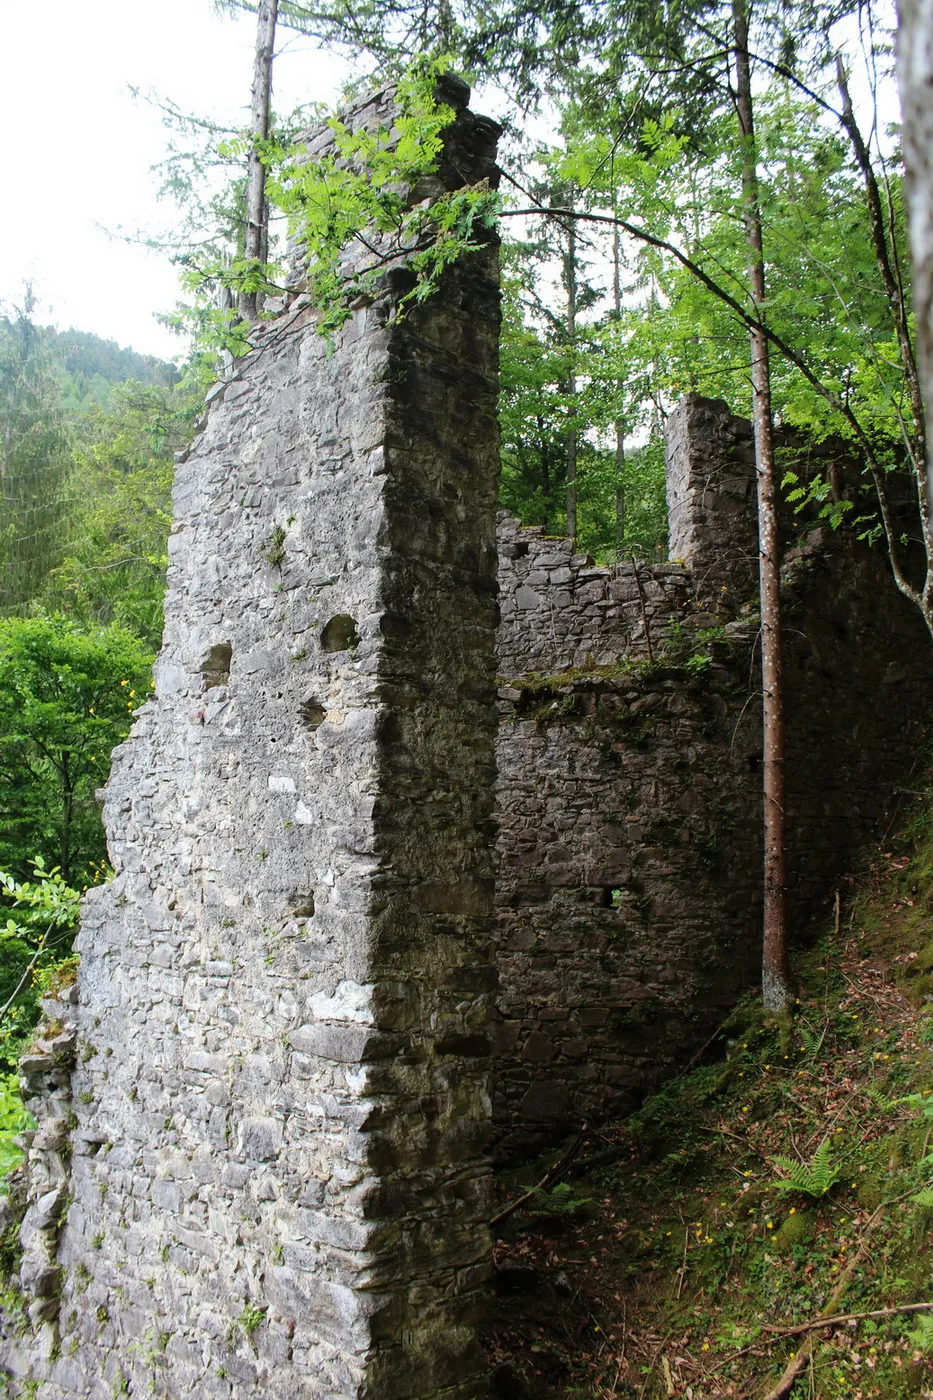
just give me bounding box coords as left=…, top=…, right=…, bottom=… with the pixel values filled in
left=485, top=778, right=933, bottom=1399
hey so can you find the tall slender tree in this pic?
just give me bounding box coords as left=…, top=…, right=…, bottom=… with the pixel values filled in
left=240, top=0, right=280, bottom=321
left=612, top=223, right=626, bottom=553
left=563, top=211, right=580, bottom=547
left=732, top=0, right=791, bottom=1013
left=899, top=0, right=933, bottom=527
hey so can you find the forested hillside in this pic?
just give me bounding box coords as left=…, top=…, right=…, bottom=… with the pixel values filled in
left=0, top=311, right=197, bottom=1078
left=44, top=324, right=178, bottom=415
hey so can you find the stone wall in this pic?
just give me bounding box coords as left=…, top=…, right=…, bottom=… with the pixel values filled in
left=496, top=516, right=692, bottom=675
left=665, top=394, right=759, bottom=603
left=2, top=82, right=502, bottom=1400
left=493, top=395, right=933, bottom=1155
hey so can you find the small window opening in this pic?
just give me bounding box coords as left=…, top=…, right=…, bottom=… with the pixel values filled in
left=601, top=888, right=623, bottom=909
left=300, top=699, right=326, bottom=733
left=202, top=642, right=232, bottom=689
left=321, top=615, right=360, bottom=653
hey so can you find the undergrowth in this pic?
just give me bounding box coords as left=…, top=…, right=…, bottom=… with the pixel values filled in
left=485, top=775, right=933, bottom=1399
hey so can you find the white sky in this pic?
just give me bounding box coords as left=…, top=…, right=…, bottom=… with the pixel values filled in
left=0, top=1, right=902, bottom=366
left=0, top=0, right=351, bottom=361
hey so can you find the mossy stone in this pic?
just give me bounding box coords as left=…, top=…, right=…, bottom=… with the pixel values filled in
left=772, top=1210, right=814, bottom=1252
left=856, top=1177, right=885, bottom=1211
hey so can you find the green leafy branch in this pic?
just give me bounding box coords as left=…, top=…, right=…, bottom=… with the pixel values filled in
left=782, top=468, right=854, bottom=530
left=0, top=859, right=82, bottom=939
left=266, top=58, right=501, bottom=335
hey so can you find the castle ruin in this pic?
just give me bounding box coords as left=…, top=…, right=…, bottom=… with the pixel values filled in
left=2, top=83, right=930, bottom=1400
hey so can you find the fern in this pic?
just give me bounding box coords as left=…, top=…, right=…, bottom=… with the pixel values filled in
left=907, top=1313, right=933, bottom=1351
left=530, top=1182, right=594, bottom=1220
left=911, top=1188, right=933, bottom=1209
left=865, top=1084, right=897, bottom=1112
left=903, top=1092, right=933, bottom=1122
left=798, top=1021, right=820, bottom=1056
left=771, top=1140, right=841, bottom=1197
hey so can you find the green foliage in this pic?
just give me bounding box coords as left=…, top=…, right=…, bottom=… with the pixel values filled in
left=0, top=863, right=82, bottom=1073
left=901, top=1091, right=933, bottom=1123
left=0, top=304, right=72, bottom=611
left=781, top=468, right=854, bottom=531
left=44, top=326, right=177, bottom=415
left=263, top=525, right=288, bottom=569
left=238, top=1302, right=266, bottom=1336
left=498, top=243, right=668, bottom=559
left=770, top=1139, right=841, bottom=1197
left=266, top=59, right=500, bottom=336
left=0, top=861, right=83, bottom=938
left=160, top=59, right=500, bottom=358
left=529, top=1181, right=594, bottom=1221
left=0, top=307, right=186, bottom=648
left=907, top=1312, right=933, bottom=1351
left=0, top=615, right=152, bottom=882
left=0, top=1074, right=33, bottom=1182
left=37, top=380, right=196, bottom=649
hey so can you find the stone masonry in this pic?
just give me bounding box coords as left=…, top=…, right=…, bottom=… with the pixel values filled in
left=3, top=100, right=932, bottom=1393
left=493, top=395, right=933, bottom=1155
left=2, top=82, right=502, bottom=1400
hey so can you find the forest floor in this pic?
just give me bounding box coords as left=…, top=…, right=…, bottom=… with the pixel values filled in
left=483, top=778, right=933, bottom=1400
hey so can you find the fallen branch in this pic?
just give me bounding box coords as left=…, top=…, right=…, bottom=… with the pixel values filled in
left=638, top=1330, right=677, bottom=1400
left=760, top=1300, right=933, bottom=1338
left=489, top=1132, right=586, bottom=1227
left=679, top=1009, right=736, bottom=1078
left=758, top=1187, right=922, bottom=1399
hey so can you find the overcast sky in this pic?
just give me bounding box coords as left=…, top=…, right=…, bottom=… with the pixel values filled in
left=0, top=0, right=351, bottom=361
left=1, top=2, right=901, bottom=366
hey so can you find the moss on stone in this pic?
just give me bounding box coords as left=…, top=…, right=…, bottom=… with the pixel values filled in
left=772, top=1210, right=814, bottom=1252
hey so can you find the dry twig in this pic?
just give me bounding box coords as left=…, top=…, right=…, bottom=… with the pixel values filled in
left=490, top=1132, right=586, bottom=1227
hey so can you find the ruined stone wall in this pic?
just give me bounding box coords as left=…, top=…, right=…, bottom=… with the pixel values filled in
left=493, top=396, right=933, bottom=1155
left=3, top=83, right=502, bottom=1400
left=4, top=107, right=931, bottom=1389
left=496, top=516, right=692, bottom=675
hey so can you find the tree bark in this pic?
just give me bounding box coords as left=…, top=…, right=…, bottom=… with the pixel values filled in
left=240, top=0, right=279, bottom=322
left=613, top=224, right=626, bottom=553
left=898, top=0, right=933, bottom=532
left=733, top=0, right=792, bottom=1015
left=564, top=216, right=579, bottom=548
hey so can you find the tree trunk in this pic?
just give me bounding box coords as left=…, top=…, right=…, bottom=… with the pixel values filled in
left=565, top=216, right=579, bottom=547
left=612, top=224, right=626, bottom=553
left=60, top=753, right=73, bottom=886
left=240, top=0, right=279, bottom=322
left=898, top=0, right=933, bottom=531
left=733, top=0, right=793, bottom=1015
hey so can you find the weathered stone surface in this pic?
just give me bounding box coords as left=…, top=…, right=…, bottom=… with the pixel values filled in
left=494, top=395, right=933, bottom=1156
left=496, top=515, right=692, bottom=676
left=6, top=92, right=930, bottom=1392
left=2, top=81, right=501, bottom=1400
left=666, top=392, right=759, bottom=602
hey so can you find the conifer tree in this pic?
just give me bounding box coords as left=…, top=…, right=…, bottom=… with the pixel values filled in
left=0, top=299, right=71, bottom=612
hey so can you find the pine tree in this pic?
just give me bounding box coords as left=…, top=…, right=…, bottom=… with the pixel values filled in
left=0, top=300, right=72, bottom=612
